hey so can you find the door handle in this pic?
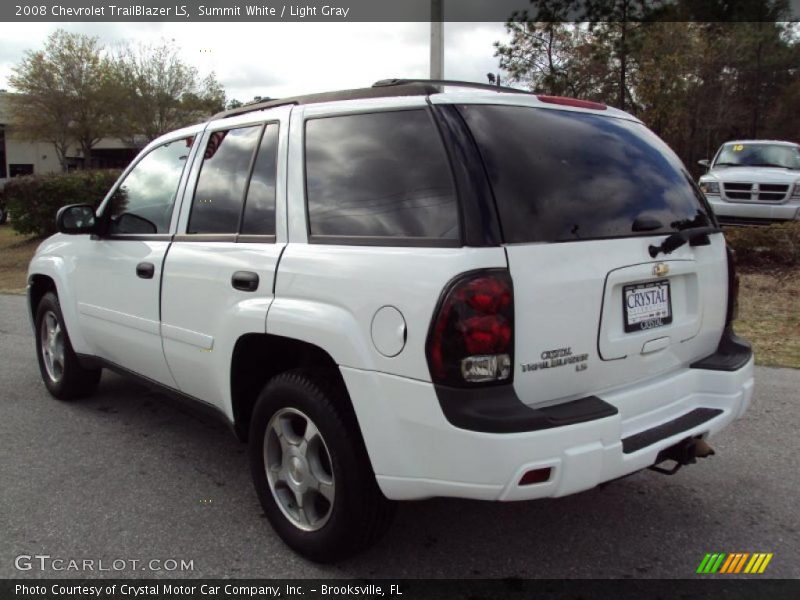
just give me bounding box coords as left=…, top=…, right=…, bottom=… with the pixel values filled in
left=232, top=271, right=259, bottom=292
left=136, top=262, right=155, bottom=279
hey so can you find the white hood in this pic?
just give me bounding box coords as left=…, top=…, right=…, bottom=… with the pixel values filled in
left=703, top=166, right=800, bottom=185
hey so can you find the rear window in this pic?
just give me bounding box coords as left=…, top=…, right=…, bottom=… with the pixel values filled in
left=304, top=110, right=459, bottom=242
left=458, top=105, right=711, bottom=243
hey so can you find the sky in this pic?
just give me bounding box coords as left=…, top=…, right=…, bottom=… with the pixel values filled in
left=0, top=22, right=511, bottom=102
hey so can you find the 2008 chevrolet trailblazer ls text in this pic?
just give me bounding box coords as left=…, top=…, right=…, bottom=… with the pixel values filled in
left=26, top=79, right=754, bottom=561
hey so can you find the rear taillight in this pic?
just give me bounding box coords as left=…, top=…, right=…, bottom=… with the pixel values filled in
left=725, top=244, right=740, bottom=327
left=426, top=270, right=514, bottom=387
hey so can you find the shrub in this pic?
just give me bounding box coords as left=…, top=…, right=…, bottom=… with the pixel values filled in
left=725, top=221, right=800, bottom=268
left=4, top=169, right=121, bottom=237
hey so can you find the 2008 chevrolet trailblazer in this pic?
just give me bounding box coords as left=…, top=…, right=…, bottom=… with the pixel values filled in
left=26, top=79, right=754, bottom=561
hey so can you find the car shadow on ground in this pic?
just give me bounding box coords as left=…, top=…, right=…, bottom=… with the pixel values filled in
left=56, top=371, right=735, bottom=579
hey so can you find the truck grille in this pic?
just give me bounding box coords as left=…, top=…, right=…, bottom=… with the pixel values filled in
left=723, top=182, right=789, bottom=202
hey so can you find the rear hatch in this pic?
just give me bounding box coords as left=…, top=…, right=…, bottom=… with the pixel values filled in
left=458, top=103, right=727, bottom=408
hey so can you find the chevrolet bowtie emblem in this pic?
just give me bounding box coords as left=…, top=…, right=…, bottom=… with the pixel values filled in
left=653, top=263, right=670, bottom=277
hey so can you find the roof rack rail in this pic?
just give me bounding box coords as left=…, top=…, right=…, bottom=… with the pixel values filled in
left=212, top=82, right=441, bottom=120
left=373, top=78, right=532, bottom=95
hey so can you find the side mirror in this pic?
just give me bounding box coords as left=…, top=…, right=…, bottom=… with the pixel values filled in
left=56, top=204, right=97, bottom=235
left=698, top=159, right=710, bottom=169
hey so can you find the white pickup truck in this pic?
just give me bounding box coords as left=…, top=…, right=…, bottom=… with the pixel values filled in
left=699, top=140, right=800, bottom=225
left=27, top=80, right=754, bottom=562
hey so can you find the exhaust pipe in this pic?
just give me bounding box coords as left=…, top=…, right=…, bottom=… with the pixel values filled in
left=649, top=436, right=715, bottom=475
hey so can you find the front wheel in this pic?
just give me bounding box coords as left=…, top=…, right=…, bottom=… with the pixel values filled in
left=249, top=369, right=395, bottom=562
left=34, top=292, right=101, bottom=400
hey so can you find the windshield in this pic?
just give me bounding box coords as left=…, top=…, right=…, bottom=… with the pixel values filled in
left=458, top=104, right=712, bottom=243
left=714, top=143, right=800, bottom=169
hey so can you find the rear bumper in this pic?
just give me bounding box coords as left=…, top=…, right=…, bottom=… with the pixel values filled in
left=342, top=354, right=754, bottom=502
left=707, top=196, right=800, bottom=223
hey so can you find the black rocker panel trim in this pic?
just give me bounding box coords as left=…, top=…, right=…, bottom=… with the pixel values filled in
left=435, top=384, right=617, bottom=434
left=76, top=354, right=237, bottom=437
left=621, top=408, right=722, bottom=454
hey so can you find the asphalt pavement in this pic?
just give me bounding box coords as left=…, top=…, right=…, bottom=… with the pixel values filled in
left=1, top=293, right=798, bottom=579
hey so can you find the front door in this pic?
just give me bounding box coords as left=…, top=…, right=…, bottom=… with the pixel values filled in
left=75, top=133, right=197, bottom=387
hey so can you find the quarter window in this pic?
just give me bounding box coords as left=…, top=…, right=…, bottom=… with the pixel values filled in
left=188, top=125, right=262, bottom=234
left=304, top=110, right=458, bottom=241
left=108, top=137, right=192, bottom=234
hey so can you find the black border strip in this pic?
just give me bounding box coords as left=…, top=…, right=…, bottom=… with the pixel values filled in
left=6, top=0, right=797, bottom=22
left=76, top=353, right=237, bottom=436
left=622, top=408, right=723, bottom=454
left=691, top=326, right=753, bottom=372
left=436, top=384, right=617, bottom=434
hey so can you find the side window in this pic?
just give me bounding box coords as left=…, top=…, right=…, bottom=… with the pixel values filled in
left=188, top=125, right=262, bottom=234
left=241, top=123, right=279, bottom=236
left=108, top=137, right=192, bottom=234
left=304, top=110, right=459, bottom=240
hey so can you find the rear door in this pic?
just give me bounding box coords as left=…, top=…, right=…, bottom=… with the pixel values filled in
left=457, top=103, right=727, bottom=408
left=160, top=107, right=289, bottom=411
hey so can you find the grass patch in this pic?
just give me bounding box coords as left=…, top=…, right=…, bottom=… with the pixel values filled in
left=736, top=268, right=800, bottom=369
left=0, top=224, right=797, bottom=368
left=0, top=225, right=40, bottom=294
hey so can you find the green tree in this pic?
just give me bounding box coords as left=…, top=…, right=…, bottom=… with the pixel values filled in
left=111, top=41, right=226, bottom=144
left=581, top=1, right=660, bottom=111
left=495, top=2, right=662, bottom=110
left=494, top=3, right=800, bottom=174
left=495, top=20, right=586, bottom=96
left=8, top=30, right=117, bottom=169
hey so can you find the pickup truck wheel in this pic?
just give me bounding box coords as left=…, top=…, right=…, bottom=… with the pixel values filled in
left=35, top=292, right=101, bottom=400
left=249, top=369, right=395, bottom=562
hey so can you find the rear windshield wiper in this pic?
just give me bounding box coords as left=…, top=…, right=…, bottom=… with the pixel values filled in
left=648, top=226, right=719, bottom=258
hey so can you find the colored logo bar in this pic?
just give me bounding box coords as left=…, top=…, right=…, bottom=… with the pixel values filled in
left=696, top=553, right=773, bottom=574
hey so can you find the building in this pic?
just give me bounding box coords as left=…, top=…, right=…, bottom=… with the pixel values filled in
left=0, top=91, right=139, bottom=189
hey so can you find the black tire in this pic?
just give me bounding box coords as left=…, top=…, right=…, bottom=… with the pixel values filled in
left=0, top=205, right=7, bottom=225
left=34, top=291, right=101, bottom=400
left=249, top=369, right=395, bottom=562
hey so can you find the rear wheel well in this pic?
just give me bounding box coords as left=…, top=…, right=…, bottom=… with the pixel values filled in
left=231, top=334, right=346, bottom=441
left=29, top=274, right=57, bottom=316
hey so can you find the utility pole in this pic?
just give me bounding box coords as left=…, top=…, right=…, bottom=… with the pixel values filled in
left=430, top=0, right=444, bottom=79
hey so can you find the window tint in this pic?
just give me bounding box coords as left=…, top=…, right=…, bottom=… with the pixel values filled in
left=108, top=137, right=192, bottom=234
left=188, top=126, right=261, bottom=234
left=305, top=110, right=458, bottom=240
left=458, top=105, right=712, bottom=243
left=241, top=124, right=279, bottom=235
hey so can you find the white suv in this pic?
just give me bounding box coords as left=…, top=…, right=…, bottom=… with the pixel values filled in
left=27, top=80, right=754, bottom=562
left=699, top=140, right=800, bottom=225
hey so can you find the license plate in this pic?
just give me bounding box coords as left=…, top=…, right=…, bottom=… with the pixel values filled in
left=623, top=280, right=672, bottom=333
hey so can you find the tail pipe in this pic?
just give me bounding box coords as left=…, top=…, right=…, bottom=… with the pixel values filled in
left=649, top=436, right=715, bottom=475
